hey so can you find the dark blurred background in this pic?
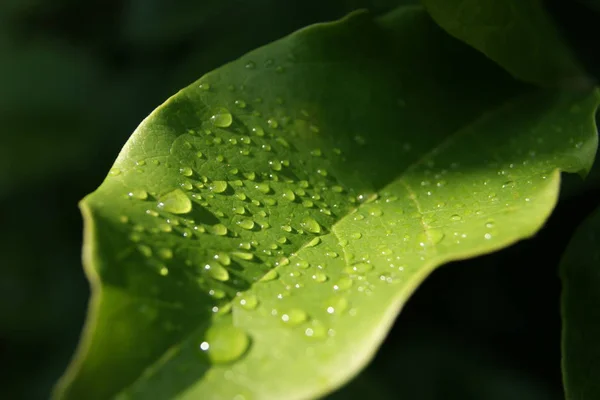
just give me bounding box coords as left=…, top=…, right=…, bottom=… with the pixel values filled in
left=1, top=1, right=599, bottom=399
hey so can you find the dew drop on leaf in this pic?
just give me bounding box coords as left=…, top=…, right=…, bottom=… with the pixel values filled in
left=260, top=269, right=278, bottom=282
left=281, top=189, right=295, bottom=201
left=300, top=217, right=321, bottom=234
left=198, top=324, right=250, bottom=364
left=255, top=183, right=271, bottom=194
left=212, top=224, right=228, bottom=236
left=128, top=189, right=148, bottom=200
left=158, top=248, right=173, bottom=260
left=333, top=277, right=353, bottom=291
left=312, top=271, right=328, bottom=283
left=210, top=108, right=233, bottom=128
left=157, top=189, right=192, bottom=214
left=214, top=252, right=231, bottom=266
left=237, top=219, right=255, bottom=230
left=239, top=293, right=259, bottom=310
left=306, top=237, right=321, bottom=247
left=281, top=309, right=308, bottom=326
left=429, top=229, right=445, bottom=244
left=179, top=167, right=193, bottom=177
left=205, top=262, right=230, bottom=281
left=251, top=126, right=265, bottom=137
left=137, top=245, right=152, bottom=258
left=210, top=181, right=228, bottom=193
left=231, top=251, right=254, bottom=261
left=304, top=320, right=327, bottom=339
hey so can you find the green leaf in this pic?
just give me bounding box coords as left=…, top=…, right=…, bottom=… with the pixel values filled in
left=560, top=206, right=600, bottom=399
left=55, top=6, right=599, bottom=400
left=420, top=0, right=591, bottom=88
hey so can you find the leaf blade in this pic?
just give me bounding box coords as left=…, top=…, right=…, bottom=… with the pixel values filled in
left=55, top=7, right=600, bottom=400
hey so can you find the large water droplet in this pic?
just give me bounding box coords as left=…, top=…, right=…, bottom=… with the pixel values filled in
left=198, top=324, right=250, bottom=364
left=212, top=224, right=228, bottom=236
left=281, top=189, right=295, bottom=201
left=210, top=108, right=233, bottom=128
left=205, top=262, right=230, bottom=281
left=210, top=181, right=228, bottom=193
left=300, top=217, right=321, bottom=234
left=237, top=219, right=255, bottom=230
left=429, top=229, right=445, bottom=244
left=157, top=189, right=192, bottom=214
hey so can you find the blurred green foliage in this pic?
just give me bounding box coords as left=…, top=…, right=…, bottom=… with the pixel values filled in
left=1, top=1, right=598, bottom=399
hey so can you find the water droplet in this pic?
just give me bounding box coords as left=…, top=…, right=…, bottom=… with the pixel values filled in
left=484, top=233, right=492, bottom=240
left=210, top=108, right=233, bottom=128
left=296, top=260, right=310, bottom=269
left=333, top=277, right=353, bottom=291
left=350, top=232, right=362, bottom=240
left=159, top=266, right=169, bottom=276
left=485, top=221, right=495, bottom=228
left=369, top=208, right=383, bottom=217
left=209, top=288, right=226, bottom=299
left=251, top=126, right=265, bottom=137
left=281, top=225, right=292, bottom=233
left=312, top=271, right=328, bottom=283
left=212, top=224, right=228, bottom=236
left=198, top=324, right=250, bottom=364
left=234, top=99, right=246, bottom=108
left=304, top=320, right=327, bottom=339
left=269, top=160, right=282, bottom=171
left=281, top=309, right=307, bottom=326
left=128, top=189, right=148, bottom=200
left=180, top=181, right=193, bottom=191
left=239, top=293, right=258, bottom=310
left=237, top=218, right=255, bottom=230
left=179, top=167, right=193, bottom=177
left=429, top=229, right=445, bottom=244
left=281, top=189, right=295, bottom=201
left=205, top=262, right=230, bottom=281
left=138, top=245, right=152, bottom=257
left=109, top=168, right=121, bottom=176
left=157, top=189, right=192, bottom=214
left=245, top=61, right=255, bottom=69
left=158, top=248, right=173, bottom=260
left=267, top=118, right=279, bottom=129
left=255, top=183, right=271, bottom=194
left=231, top=251, right=254, bottom=261
left=326, top=297, right=348, bottom=314
left=260, top=270, right=278, bottom=281
left=450, top=214, right=462, bottom=221
left=214, top=252, right=231, bottom=266
left=300, top=217, right=321, bottom=234
left=306, top=237, right=321, bottom=247
left=348, top=262, right=372, bottom=274
left=209, top=181, right=227, bottom=193
left=302, top=200, right=314, bottom=208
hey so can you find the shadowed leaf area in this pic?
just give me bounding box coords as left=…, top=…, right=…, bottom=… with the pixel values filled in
left=55, top=6, right=599, bottom=400
left=560, top=206, right=600, bottom=400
